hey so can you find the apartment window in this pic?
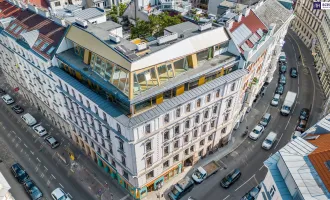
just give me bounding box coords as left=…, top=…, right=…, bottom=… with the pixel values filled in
left=204, top=110, right=209, bottom=119
left=146, top=141, right=152, bottom=152
left=123, top=171, right=129, bottom=180
left=184, top=149, right=189, bottom=155
left=119, top=141, right=124, bottom=151
left=193, top=129, right=198, bottom=138
left=230, top=83, right=236, bottom=91
left=184, top=134, right=189, bottom=143
left=210, top=120, right=216, bottom=128
left=117, top=123, right=121, bottom=134
left=164, top=146, right=169, bottom=156
left=175, top=125, right=180, bottom=135
left=202, top=125, right=207, bottom=133
left=111, top=159, right=116, bottom=168
left=71, top=89, right=75, bottom=97
left=104, top=153, right=109, bottom=161
left=145, top=124, right=151, bottom=134
left=40, top=43, right=49, bottom=51
left=190, top=145, right=195, bottom=152
left=195, top=115, right=200, bottom=124
left=185, top=120, right=190, bottom=129
left=103, top=112, right=107, bottom=123
left=94, top=106, right=98, bottom=115
left=146, top=171, right=154, bottom=179
left=206, top=94, right=211, bottom=102
left=221, top=127, right=227, bottom=133
left=216, top=89, right=220, bottom=98
left=208, top=133, right=213, bottom=141
left=186, top=104, right=191, bottom=112
left=164, top=114, right=170, bottom=123
left=146, top=156, right=152, bottom=168
left=54, top=1, right=61, bottom=6
left=176, top=108, right=181, bottom=117
left=173, top=155, right=179, bottom=162
left=224, top=112, right=229, bottom=121
left=227, top=98, right=232, bottom=108
left=121, top=156, right=126, bottom=166
left=174, top=140, right=179, bottom=149
left=213, top=106, right=218, bottom=114
left=163, top=160, right=169, bottom=168
left=163, top=131, right=169, bottom=141
left=200, top=139, right=205, bottom=146
left=196, top=99, right=201, bottom=107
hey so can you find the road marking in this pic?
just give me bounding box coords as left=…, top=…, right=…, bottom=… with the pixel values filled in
left=44, top=166, right=48, bottom=171
left=235, top=174, right=255, bottom=191
left=11, top=131, right=16, bottom=135
left=15, top=143, right=18, bottom=148
left=297, top=86, right=299, bottom=96
left=51, top=174, right=56, bottom=179
left=223, top=195, right=230, bottom=200
left=20, top=149, right=23, bottom=153
left=59, top=183, right=64, bottom=188
left=40, top=173, right=44, bottom=178
left=36, top=157, right=41, bottom=162
left=218, top=159, right=228, bottom=169
left=275, top=133, right=284, bottom=149
left=259, top=165, right=265, bottom=171
left=30, top=151, right=34, bottom=155
left=47, top=180, right=50, bottom=186
left=284, top=116, right=292, bottom=130
left=119, top=194, right=130, bottom=200
left=35, top=166, right=39, bottom=172
left=67, top=193, right=73, bottom=199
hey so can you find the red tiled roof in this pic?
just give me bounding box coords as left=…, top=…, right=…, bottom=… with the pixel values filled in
left=22, top=0, right=49, bottom=9
left=308, top=134, right=330, bottom=192
left=3, top=7, right=65, bottom=59
left=229, top=10, right=268, bottom=53
left=0, top=0, right=21, bottom=18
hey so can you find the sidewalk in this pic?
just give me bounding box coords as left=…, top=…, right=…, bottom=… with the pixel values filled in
left=147, top=105, right=265, bottom=200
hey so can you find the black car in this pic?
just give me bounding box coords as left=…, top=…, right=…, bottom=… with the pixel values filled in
left=23, top=179, right=43, bottom=200
left=280, top=65, right=287, bottom=73
left=276, top=84, right=285, bottom=95
left=220, top=169, right=241, bottom=188
left=278, top=74, right=286, bottom=85
left=241, top=184, right=262, bottom=200
left=290, top=67, right=298, bottom=78
left=11, top=105, right=24, bottom=114
left=300, top=108, right=310, bottom=120
left=11, top=163, right=29, bottom=183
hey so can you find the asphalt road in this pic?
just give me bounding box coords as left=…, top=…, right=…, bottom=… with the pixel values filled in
left=181, top=31, right=324, bottom=200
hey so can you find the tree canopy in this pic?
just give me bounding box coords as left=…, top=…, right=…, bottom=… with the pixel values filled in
left=130, top=12, right=182, bottom=39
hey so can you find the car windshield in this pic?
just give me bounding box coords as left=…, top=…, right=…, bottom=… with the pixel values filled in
left=194, top=170, right=203, bottom=179
left=30, top=186, right=39, bottom=194
left=25, top=181, right=33, bottom=188
left=281, top=66, right=286, bottom=70
left=252, top=129, right=260, bottom=134
left=265, top=139, right=272, bottom=145
left=249, top=187, right=261, bottom=196
left=17, top=169, right=25, bottom=176
left=171, top=187, right=180, bottom=196
left=262, top=118, right=268, bottom=122
left=273, top=97, right=279, bottom=101
left=58, top=194, right=67, bottom=200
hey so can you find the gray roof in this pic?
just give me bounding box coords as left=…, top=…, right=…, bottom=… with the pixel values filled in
left=248, top=37, right=274, bottom=62
left=54, top=7, right=105, bottom=23
left=50, top=64, right=247, bottom=128
left=74, top=8, right=105, bottom=20
left=254, top=0, right=293, bottom=33
left=165, top=22, right=199, bottom=36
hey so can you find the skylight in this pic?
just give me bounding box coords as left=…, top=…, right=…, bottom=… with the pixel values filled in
left=34, top=39, right=42, bottom=47
left=14, top=26, right=22, bottom=34
left=9, top=23, right=17, bottom=30
left=40, top=43, right=49, bottom=51
left=46, top=46, right=55, bottom=55
left=20, top=30, right=26, bottom=34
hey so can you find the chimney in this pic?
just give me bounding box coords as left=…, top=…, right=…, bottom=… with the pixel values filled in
left=235, top=13, right=242, bottom=22
left=226, top=19, right=234, bottom=29
left=243, top=7, right=250, bottom=16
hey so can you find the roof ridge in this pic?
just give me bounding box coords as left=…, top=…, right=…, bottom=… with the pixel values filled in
left=46, top=26, right=64, bottom=37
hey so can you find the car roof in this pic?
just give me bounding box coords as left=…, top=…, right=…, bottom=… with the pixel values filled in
left=263, top=113, right=271, bottom=118
left=52, top=188, right=65, bottom=197
left=254, top=125, right=263, bottom=131
left=274, top=94, right=280, bottom=98
left=35, top=125, right=44, bottom=131
left=47, top=137, right=57, bottom=143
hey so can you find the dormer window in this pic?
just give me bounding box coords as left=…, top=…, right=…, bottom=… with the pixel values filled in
left=14, top=26, right=21, bottom=34
left=9, top=23, right=17, bottom=30
left=34, top=39, right=42, bottom=47
left=46, top=46, right=55, bottom=55
left=40, top=43, right=49, bottom=51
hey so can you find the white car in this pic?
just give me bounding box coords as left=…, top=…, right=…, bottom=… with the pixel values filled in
left=51, top=188, right=71, bottom=200
left=292, top=131, right=302, bottom=140
left=32, top=124, right=47, bottom=137
left=271, top=94, right=280, bottom=106
left=249, top=125, right=265, bottom=140
left=1, top=94, right=14, bottom=105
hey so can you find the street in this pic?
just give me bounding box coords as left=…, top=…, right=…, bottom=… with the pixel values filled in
left=180, top=30, right=324, bottom=200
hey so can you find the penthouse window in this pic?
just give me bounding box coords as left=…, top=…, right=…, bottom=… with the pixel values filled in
left=157, top=64, right=174, bottom=85
left=173, top=57, right=188, bottom=75
left=74, top=44, right=84, bottom=58
left=133, top=68, right=158, bottom=95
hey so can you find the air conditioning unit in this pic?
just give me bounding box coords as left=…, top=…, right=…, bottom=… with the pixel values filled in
left=136, top=42, right=147, bottom=51
left=75, top=18, right=88, bottom=28
left=109, top=33, right=121, bottom=43
left=157, top=33, right=178, bottom=45
left=198, top=22, right=212, bottom=31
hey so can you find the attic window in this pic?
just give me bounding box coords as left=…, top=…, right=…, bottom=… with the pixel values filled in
left=46, top=46, right=55, bottom=55
left=34, top=39, right=42, bottom=47
left=20, top=30, right=26, bottom=34
left=325, top=160, right=330, bottom=171
left=9, top=23, right=17, bottom=30
left=14, top=26, right=21, bottom=34
left=40, top=43, right=49, bottom=51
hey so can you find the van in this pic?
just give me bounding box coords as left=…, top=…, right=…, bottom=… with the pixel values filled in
left=259, top=113, right=271, bottom=127
left=21, top=113, right=37, bottom=126
left=262, top=132, right=277, bottom=150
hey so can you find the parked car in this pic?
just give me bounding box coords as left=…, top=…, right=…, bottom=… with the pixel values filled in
left=11, top=105, right=24, bottom=114
left=220, top=169, right=241, bottom=188
left=32, top=124, right=47, bottom=137
left=292, top=131, right=302, bottom=140
left=300, top=108, right=310, bottom=120
left=44, top=136, right=60, bottom=149
left=275, top=84, right=284, bottom=95
left=23, top=179, right=43, bottom=200
left=290, top=67, right=298, bottom=78
left=241, top=184, right=262, bottom=200
left=296, top=120, right=307, bottom=132
left=1, top=94, right=14, bottom=105
left=262, top=132, right=277, bottom=150
left=51, top=188, right=71, bottom=200
left=249, top=125, right=265, bottom=140
left=21, top=113, right=37, bottom=126
left=278, top=74, right=286, bottom=85
left=280, top=65, right=287, bottom=73
left=271, top=94, right=280, bottom=106
left=10, top=163, right=29, bottom=183
left=259, top=113, right=271, bottom=127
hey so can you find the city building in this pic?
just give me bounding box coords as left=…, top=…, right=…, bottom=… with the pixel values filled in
left=0, top=172, right=14, bottom=200
left=291, top=0, right=324, bottom=50
left=208, top=0, right=247, bottom=16
left=49, top=20, right=247, bottom=198
left=314, top=10, right=330, bottom=116
left=0, top=1, right=72, bottom=143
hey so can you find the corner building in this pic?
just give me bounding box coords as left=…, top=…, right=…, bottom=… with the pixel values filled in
left=51, top=20, right=247, bottom=198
